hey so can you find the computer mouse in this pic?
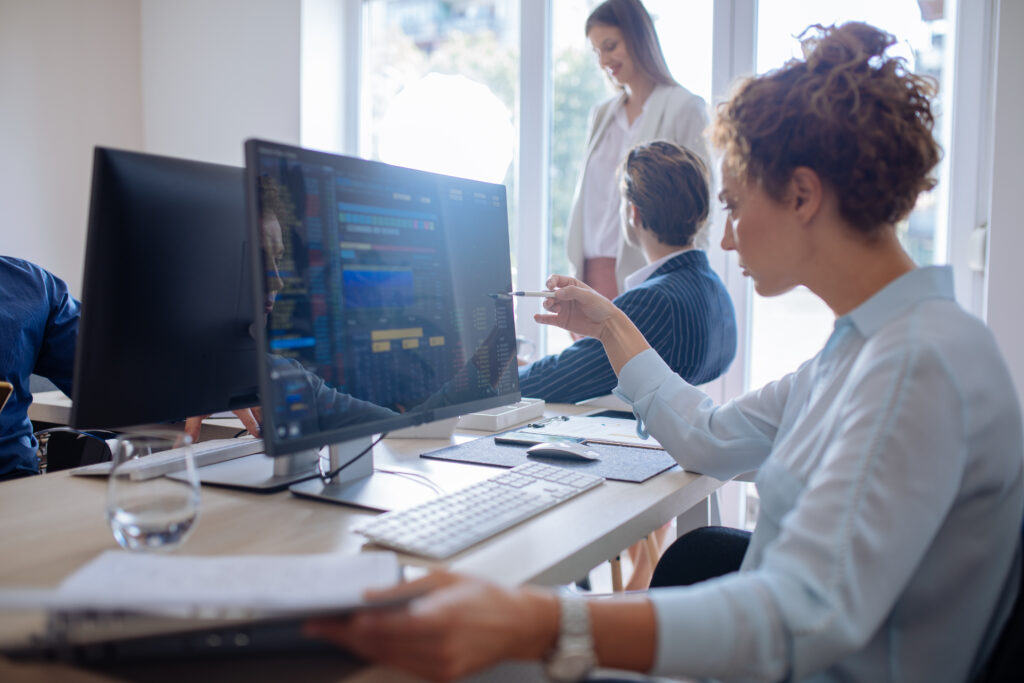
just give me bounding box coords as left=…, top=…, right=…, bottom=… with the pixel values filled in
left=525, top=441, right=601, bottom=462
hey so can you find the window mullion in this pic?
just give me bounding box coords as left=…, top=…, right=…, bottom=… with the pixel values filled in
left=516, top=0, right=552, bottom=356
left=709, top=0, right=757, bottom=401
left=946, top=0, right=993, bottom=315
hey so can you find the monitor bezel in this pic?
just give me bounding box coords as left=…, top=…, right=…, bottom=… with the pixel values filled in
left=244, top=139, right=521, bottom=458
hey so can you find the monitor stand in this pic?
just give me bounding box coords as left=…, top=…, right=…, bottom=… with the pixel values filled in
left=289, top=436, right=437, bottom=512
left=176, top=451, right=320, bottom=493
left=388, top=416, right=458, bottom=439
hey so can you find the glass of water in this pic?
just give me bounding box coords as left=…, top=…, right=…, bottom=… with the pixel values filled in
left=106, top=430, right=201, bottom=552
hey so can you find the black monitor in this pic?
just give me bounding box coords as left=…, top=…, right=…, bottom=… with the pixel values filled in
left=245, top=139, right=519, bottom=509
left=71, top=148, right=260, bottom=429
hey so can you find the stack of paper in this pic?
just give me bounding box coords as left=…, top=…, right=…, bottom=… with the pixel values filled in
left=0, top=550, right=401, bottom=617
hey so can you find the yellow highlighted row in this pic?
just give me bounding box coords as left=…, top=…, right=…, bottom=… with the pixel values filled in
left=371, top=327, right=423, bottom=341
left=371, top=335, right=446, bottom=353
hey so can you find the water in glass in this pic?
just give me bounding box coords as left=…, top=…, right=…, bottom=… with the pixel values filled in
left=106, top=431, right=201, bottom=552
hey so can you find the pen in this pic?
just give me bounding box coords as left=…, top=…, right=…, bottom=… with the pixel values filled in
left=511, top=290, right=556, bottom=298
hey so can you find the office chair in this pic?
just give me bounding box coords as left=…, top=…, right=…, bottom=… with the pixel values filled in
left=973, top=519, right=1024, bottom=682
left=41, top=429, right=115, bottom=472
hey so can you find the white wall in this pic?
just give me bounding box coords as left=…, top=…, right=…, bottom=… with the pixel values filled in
left=140, top=0, right=301, bottom=167
left=0, top=0, right=143, bottom=295
left=0, top=0, right=303, bottom=294
left=984, top=0, right=1024, bottom=402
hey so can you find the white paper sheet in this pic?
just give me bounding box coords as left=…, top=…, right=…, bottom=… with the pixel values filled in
left=0, top=550, right=400, bottom=616
left=519, top=416, right=663, bottom=449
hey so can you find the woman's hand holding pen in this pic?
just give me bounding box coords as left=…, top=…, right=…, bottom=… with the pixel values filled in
left=536, top=274, right=651, bottom=374
left=534, top=275, right=621, bottom=339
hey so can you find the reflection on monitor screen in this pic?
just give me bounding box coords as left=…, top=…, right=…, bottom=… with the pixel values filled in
left=245, top=141, right=519, bottom=493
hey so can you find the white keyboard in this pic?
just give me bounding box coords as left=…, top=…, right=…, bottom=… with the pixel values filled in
left=354, top=461, right=603, bottom=559
left=71, top=437, right=265, bottom=480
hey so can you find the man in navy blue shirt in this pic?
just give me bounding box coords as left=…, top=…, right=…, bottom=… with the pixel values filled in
left=519, top=141, right=736, bottom=404
left=0, top=256, right=80, bottom=480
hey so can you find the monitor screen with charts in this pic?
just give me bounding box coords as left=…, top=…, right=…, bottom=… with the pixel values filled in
left=245, top=140, right=520, bottom=465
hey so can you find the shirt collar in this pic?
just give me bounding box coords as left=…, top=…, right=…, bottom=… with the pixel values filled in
left=623, top=248, right=691, bottom=290
left=842, top=265, right=956, bottom=338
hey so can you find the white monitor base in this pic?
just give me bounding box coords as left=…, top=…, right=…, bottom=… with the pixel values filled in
left=172, top=451, right=319, bottom=493
left=290, top=471, right=437, bottom=512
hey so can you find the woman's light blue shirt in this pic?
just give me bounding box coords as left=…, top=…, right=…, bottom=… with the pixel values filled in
left=615, top=266, right=1024, bottom=681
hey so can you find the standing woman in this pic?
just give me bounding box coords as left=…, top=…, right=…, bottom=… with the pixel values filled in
left=567, top=0, right=709, bottom=300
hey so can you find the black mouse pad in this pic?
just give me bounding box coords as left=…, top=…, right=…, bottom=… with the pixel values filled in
left=420, top=432, right=678, bottom=483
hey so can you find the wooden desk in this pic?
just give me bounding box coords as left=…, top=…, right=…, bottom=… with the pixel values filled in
left=0, top=408, right=723, bottom=680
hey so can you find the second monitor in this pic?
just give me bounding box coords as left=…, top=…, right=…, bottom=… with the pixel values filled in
left=246, top=140, right=520, bottom=509
left=72, top=147, right=259, bottom=430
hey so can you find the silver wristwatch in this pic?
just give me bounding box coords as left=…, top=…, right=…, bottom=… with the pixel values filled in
left=545, top=594, right=597, bottom=682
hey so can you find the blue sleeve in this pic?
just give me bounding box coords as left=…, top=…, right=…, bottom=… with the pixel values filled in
left=517, top=286, right=670, bottom=403
left=518, top=337, right=616, bottom=403
left=34, top=270, right=80, bottom=396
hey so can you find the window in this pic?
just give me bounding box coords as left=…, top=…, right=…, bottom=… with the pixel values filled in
left=359, top=0, right=520, bottom=260
left=332, top=0, right=984, bottom=529
left=546, top=0, right=714, bottom=354
left=342, top=0, right=975, bottom=393
left=747, top=0, right=956, bottom=390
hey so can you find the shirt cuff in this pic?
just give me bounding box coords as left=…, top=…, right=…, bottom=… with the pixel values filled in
left=613, top=348, right=674, bottom=399
left=647, top=577, right=784, bottom=681
left=649, top=583, right=731, bottom=676
left=613, top=349, right=676, bottom=438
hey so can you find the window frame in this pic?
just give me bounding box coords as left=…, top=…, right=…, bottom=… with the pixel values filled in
left=308, top=0, right=990, bottom=397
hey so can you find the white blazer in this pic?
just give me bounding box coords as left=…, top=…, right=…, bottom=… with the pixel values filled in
left=565, top=83, right=710, bottom=291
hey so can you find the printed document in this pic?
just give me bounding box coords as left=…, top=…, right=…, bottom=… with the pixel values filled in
left=519, top=415, right=663, bottom=450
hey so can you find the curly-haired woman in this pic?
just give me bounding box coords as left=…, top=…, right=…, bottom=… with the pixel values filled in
left=304, top=23, right=1023, bottom=683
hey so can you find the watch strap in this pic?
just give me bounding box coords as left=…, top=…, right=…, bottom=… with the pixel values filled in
left=544, top=593, right=597, bottom=682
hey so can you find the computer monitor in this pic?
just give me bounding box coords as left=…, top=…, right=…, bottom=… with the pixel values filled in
left=71, top=147, right=260, bottom=430
left=244, top=139, right=520, bottom=509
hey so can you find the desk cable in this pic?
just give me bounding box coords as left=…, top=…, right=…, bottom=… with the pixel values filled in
left=314, top=433, right=446, bottom=496
left=374, top=467, right=447, bottom=496
left=318, top=433, right=387, bottom=483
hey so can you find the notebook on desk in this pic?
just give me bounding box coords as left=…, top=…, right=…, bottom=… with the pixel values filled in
left=420, top=431, right=678, bottom=483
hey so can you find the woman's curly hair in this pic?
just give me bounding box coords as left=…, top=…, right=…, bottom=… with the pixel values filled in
left=712, top=22, right=940, bottom=235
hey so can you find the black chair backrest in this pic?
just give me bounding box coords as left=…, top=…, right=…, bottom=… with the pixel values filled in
left=973, top=520, right=1024, bottom=682
left=44, top=430, right=114, bottom=472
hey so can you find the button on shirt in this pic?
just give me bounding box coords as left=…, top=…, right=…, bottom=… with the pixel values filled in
left=614, top=266, right=1024, bottom=681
